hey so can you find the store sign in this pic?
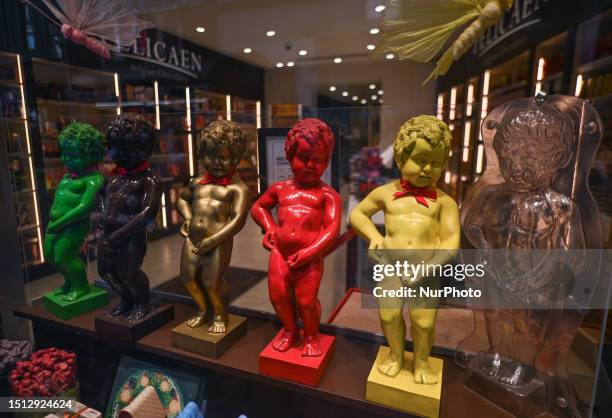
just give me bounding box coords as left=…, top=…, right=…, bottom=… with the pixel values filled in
left=473, top=0, right=551, bottom=57
left=116, top=34, right=203, bottom=78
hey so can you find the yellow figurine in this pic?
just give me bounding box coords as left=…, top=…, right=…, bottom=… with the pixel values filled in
left=376, top=0, right=513, bottom=83
left=350, top=116, right=460, bottom=385
left=176, top=120, right=251, bottom=334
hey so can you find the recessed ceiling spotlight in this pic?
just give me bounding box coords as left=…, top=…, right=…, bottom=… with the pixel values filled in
left=379, top=99, right=384, bottom=104
left=371, top=95, right=378, bottom=100
left=378, top=89, right=384, bottom=95
left=385, top=53, right=395, bottom=60
left=366, top=44, right=376, bottom=51
left=276, top=62, right=284, bottom=68
left=370, top=28, right=380, bottom=35
left=266, top=30, right=276, bottom=37
left=196, top=26, right=205, bottom=33
left=369, top=84, right=376, bottom=89
left=287, top=61, right=295, bottom=67
left=243, top=47, right=252, bottom=54
left=298, top=49, right=308, bottom=56
left=352, top=96, right=358, bottom=101
left=360, top=99, right=367, bottom=104
left=342, top=91, right=349, bottom=97
left=375, top=5, right=386, bottom=13
left=329, top=86, right=337, bottom=92
left=333, top=57, right=342, bottom=64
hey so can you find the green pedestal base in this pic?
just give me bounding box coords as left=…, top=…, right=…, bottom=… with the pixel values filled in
left=43, top=285, right=108, bottom=320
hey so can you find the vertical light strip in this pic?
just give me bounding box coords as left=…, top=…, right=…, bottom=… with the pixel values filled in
left=225, top=95, right=231, bottom=121
left=114, top=72, right=121, bottom=115
left=449, top=87, right=457, bottom=120
left=476, top=144, right=484, bottom=173
left=535, top=57, right=545, bottom=95
left=463, top=121, right=471, bottom=147
left=536, top=58, right=545, bottom=81
left=575, top=74, right=584, bottom=97
left=17, top=54, right=44, bottom=262
left=444, top=171, right=451, bottom=184
left=462, top=147, right=469, bottom=162
left=154, top=80, right=160, bottom=130
left=436, top=94, right=444, bottom=120
left=255, top=100, right=262, bottom=193
left=479, top=70, right=491, bottom=141
left=185, top=87, right=194, bottom=177
left=160, top=192, right=168, bottom=228
left=466, top=84, right=474, bottom=117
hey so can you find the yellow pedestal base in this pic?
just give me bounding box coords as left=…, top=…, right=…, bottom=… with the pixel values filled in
left=366, top=346, right=443, bottom=418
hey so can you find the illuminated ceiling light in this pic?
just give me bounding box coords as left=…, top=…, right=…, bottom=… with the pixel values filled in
left=371, top=95, right=378, bottom=100
left=377, top=89, right=384, bottom=95
left=333, top=57, right=342, bottom=63
left=243, top=47, right=252, bottom=54
left=329, top=86, right=337, bottom=92
left=385, top=53, right=395, bottom=60
left=379, top=99, right=384, bottom=104
left=196, top=26, right=205, bottom=33
left=342, top=91, right=349, bottom=97
left=286, top=61, right=295, bottom=67
left=266, top=30, right=276, bottom=37
left=367, top=44, right=376, bottom=51
left=369, top=84, right=376, bottom=89
left=369, top=28, right=380, bottom=35
left=360, top=99, right=367, bottom=104
left=298, top=49, right=308, bottom=56
left=276, top=62, right=284, bottom=68
left=352, top=96, right=358, bottom=101
left=375, top=5, right=386, bottom=13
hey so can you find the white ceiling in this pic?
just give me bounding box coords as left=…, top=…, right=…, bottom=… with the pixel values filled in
left=138, top=0, right=389, bottom=69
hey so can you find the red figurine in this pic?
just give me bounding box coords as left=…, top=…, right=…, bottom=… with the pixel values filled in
left=251, top=118, right=341, bottom=357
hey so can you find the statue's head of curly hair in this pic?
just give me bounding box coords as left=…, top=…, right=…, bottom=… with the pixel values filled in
left=393, top=115, right=452, bottom=169
left=285, top=118, right=335, bottom=162
left=494, top=104, right=573, bottom=190
left=198, top=120, right=246, bottom=165
left=106, top=113, right=157, bottom=169
left=58, top=122, right=105, bottom=171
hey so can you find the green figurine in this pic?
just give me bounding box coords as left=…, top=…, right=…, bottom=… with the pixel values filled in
left=43, top=122, right=107, bottom=317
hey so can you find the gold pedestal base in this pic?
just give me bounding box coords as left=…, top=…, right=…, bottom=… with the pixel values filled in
left=171, top=314, right=247, bottom=359
left=366, top=346, right=443, bottom=418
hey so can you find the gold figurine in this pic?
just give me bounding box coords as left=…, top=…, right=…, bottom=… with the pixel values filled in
left=176, top=120, right=251, bottom=334
left=350, top=116, right=460, bottom=384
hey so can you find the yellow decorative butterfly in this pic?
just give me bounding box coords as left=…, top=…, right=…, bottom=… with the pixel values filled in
left=376, top=0, right=514, bottom=84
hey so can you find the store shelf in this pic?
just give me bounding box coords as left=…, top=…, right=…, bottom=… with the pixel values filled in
left=37, top=98, right=116, bottom=111
left=14, top=301, right=510, bottom=418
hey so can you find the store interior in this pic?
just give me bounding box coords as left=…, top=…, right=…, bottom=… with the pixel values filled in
left=0, top=1, right=611, bottom=417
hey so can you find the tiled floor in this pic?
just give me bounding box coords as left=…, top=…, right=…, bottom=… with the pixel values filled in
left=25, top=216, right=349, bottom=319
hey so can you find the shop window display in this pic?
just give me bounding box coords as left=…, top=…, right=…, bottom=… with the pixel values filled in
left=0, top=1, right=610, bottom=418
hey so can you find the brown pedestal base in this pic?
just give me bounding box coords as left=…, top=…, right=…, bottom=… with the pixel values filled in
left=94, top=303, right=174, bottom=343
left=171, top=314, right=247, bottom=359
left=464, top=353, right=547, bottom=417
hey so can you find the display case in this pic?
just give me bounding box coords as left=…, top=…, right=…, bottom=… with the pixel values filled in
left=0, top=1, right=610, bottom=418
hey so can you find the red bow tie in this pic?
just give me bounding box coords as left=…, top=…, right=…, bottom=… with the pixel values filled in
left=199, top=171, right=235, bottom=186
left=112, top=161, right=150, bottom=176
left=393, top=180, right=437, bottom=207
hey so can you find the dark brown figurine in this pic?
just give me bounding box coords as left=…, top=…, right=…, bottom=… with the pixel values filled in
left=97, top=113, right=161, bottom=321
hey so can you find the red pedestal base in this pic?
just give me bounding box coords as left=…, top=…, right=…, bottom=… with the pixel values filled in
left=259, top=330, right=335, bottom=387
